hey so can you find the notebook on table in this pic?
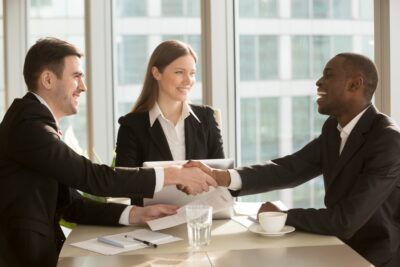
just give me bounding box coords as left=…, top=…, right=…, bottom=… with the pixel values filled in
left=142, top=158, right=235, bottom=219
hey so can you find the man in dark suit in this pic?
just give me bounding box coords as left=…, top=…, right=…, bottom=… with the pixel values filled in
left=187, top=53, right=400, bottom=267
left=0, top=37, right=216, bottom=267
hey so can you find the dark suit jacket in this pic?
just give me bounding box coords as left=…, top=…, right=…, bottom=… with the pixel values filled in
left=115, top=104, right=225, bottom=204
left=235, top=105, right=400, bottom=267
left=0, top=93, right=157, bottom=267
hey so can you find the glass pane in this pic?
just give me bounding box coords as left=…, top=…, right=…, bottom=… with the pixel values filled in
left=161, top=0, right=184, bottom=16
left=239, top=0, right=257, bottom=17
left=236, top=1, right=374, bottom=208
left=113, top=0, right=202, bottom=130
left=291, top=0, right=310, bottom=18
left=259, top=36, right=279, bottom=79
left=259, top=0, right=278, bottom=18
left=312, top=0, right=329, bottom=18
left=117, top=0, right=147, bottom=17
left=187, top=0, right=201, bottom=17
left=332, top=0, right=352, bottom=19
left=0, top=5, right=4, bottom=119
left=292, top=36, right=310, bottom=79
left=239, top=36, right=256, bottom=80
left=312, top=36, right=330, bottom=78
left=27, top=0, right=87, bottom=153
left=239, top=0, right=278, bottom=17
left=360, top=0, right=373, bottom=20
left=332, top=35, right=352, bottom=55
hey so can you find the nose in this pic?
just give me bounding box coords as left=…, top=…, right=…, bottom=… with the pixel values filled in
left=316, top=76, right=322, bottom=87
left=79, top=77, right=87, bottom=92
left=183, top=73, right=194, bottom=86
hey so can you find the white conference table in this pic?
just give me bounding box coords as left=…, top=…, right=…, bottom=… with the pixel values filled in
left=58, top=217, right=373, bottom=267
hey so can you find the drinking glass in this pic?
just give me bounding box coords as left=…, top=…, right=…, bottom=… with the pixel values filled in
left=185, top=205, right=213, bottom=249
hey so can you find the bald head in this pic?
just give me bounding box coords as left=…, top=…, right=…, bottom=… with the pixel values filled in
left=336, top=52, right=378, bottom=101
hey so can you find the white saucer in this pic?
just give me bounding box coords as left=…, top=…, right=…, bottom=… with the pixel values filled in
left=248, top=224, right=295, bottom=237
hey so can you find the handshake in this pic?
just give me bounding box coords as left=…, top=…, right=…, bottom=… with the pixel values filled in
left=163, top=160, right=231, bottom=195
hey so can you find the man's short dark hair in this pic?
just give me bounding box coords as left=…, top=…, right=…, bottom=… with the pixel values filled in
left=336, top=52, right=378, bottom=101
left=23, top=37, right=83, bottom=92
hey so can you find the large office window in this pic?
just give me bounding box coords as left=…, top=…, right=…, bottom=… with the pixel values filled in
left=113, top=0, right=202, bottom=132
left=292, top=0, right=352, bottom=19
left=27, top=0, right=87, bottom=152
left=236, top=0, right=374, bottom=208
left=0, top=4, right=4, bottom=119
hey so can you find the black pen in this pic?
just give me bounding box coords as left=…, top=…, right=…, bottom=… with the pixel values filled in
left=124, top=235, right=158, bottom=248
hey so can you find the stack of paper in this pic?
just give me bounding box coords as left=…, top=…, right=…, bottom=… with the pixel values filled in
left=147, top=187, right=233, bottom=231
left=70, top=229, right=181, bottom=255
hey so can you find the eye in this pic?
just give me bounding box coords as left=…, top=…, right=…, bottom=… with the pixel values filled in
left=175, top=70, right=184, bottom=74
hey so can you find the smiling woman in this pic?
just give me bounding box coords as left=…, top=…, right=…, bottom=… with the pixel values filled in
left=114, top=40, right=225, bottom=205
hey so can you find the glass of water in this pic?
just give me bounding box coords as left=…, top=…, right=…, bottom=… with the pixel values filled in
left=185, top=204, right=213, bottom=249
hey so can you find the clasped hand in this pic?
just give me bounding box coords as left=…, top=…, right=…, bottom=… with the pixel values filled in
left=174, top=160, right=231, bottom=195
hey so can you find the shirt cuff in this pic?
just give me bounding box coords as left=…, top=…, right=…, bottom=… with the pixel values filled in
left=154, top=167, right=164, bottom=193
left=119, top=205, right=134, bottom=225
left=228, top=169, right=242, bottom=190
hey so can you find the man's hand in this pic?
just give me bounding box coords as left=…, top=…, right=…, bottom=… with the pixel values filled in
left=257, top=201, right=281, bottom=220
left=129, top=204, right=179, bottom=224
left=183, top=160, right=231, bottom=187
left=164, top=165, right=217, bottom=195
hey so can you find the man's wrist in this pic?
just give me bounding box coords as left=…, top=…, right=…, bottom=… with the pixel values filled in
left=213, top=169, right=231, bottom=187
left=163, top=166, right=179, bottom=185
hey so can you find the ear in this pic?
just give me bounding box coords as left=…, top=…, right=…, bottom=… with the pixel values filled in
left=39, top=70, right=56, bottom=90
left=348, top=75, right=364, bottom=92
left=151, top=66, right=161, bottom=80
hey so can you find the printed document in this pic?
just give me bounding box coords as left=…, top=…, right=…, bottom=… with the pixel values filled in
left=147, top=187, right=233, bottom=231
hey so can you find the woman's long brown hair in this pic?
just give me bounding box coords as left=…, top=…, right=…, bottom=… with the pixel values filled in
left=132, top=40, right=197, bottom=113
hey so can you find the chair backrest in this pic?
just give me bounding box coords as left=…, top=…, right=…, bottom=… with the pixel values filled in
left=213, top=107, right=222, bottom=130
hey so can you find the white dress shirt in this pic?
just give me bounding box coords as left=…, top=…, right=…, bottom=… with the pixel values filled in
left=337, top=108, right=368, bottom=155
left=29, top=92, right=164, bottom=225
left=149, top=102, right=201, bottom=161
left=122, top=102, right=200, bottom=224
left=228, top=107, right=369, bottom=191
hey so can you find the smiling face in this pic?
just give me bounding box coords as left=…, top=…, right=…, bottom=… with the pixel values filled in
left=50, top=56, right=87, bottom=118
left=316, top=56, right=354, bottom=118
left=152, top=54, right=196, bottom=103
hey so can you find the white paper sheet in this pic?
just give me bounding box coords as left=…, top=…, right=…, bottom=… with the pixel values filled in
left=70, top=229, right=181, bottom=255
left=147, top=187, right=233, bottom=231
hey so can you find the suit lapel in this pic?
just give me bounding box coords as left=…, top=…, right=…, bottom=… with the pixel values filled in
left=327, top=124, right=341, bottom=176
left=185, top=114, right=201, bottom=159
left=149, top=119, right=173, bottom=160
left=328, top=105, right=377, bottom=185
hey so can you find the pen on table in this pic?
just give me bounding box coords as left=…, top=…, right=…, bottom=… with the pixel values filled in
left=124, top=235, right=158, bottom=248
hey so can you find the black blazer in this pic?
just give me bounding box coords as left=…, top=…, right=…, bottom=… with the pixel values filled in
left=0, top=93, right=157, bottom=267
left=235, top=105, right=400, bottom=267
left=115, top=104, right=225, bottom=204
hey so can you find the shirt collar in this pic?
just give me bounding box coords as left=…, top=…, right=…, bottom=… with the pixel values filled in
left=337, top=107, right=369, bottom=136
left=29, top=92, right=60, bottom=127
left=149, top=102, right=201, bottom=127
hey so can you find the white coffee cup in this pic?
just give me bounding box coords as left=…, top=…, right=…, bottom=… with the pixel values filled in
left=258, top=211, right=287, bottom=233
